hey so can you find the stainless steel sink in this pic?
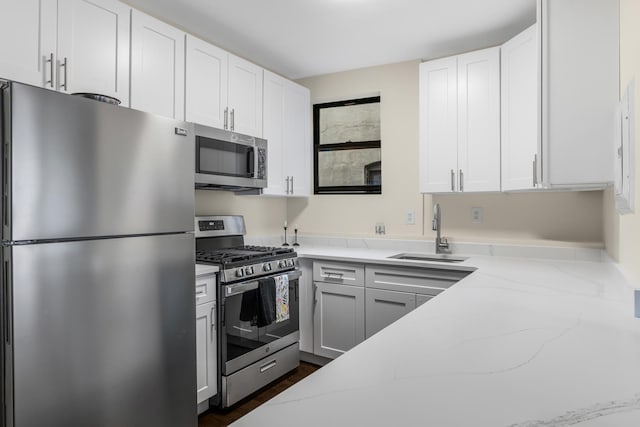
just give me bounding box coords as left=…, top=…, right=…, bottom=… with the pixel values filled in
left=388, top=253, right=468, bottom=263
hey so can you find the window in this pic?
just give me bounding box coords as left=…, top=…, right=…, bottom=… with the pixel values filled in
left=313, top=96, right=381, bottom=194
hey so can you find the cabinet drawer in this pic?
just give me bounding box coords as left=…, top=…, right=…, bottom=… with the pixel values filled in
left=313, top=261, right=365, bottom=286
left=365, top=265, right=469, bottom=296
left=195, top=274, right=216, bottom=305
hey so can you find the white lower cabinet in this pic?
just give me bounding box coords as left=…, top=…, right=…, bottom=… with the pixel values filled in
left=313, top=281, right=365, bottom=359
left=195, top=273, right=217, bottom=411
left=298, top=259, right=315, bottom=353
left=365, top=288, right=416, bottom=339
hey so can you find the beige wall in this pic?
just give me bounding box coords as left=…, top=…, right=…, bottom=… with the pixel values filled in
left=290, top=61, right=425, bottom=238
left=604, top=0, right=640, bottom=285
left=195, top=191, right=287, bottom=236
left=292, top=61, right=604, bottom=246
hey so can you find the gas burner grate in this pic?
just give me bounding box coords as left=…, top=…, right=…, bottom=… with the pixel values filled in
left=195, top=245, right=295, bottom=266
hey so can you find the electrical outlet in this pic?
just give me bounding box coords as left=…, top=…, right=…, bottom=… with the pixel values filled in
left=471, top=207, right=483, bottom=224
left=375, top=223, right=386, bottom=235
left=406, top=210, right=416, bottom=225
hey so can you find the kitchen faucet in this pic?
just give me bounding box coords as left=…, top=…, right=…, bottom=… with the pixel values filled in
left=432, top=203, right=450, bottom=254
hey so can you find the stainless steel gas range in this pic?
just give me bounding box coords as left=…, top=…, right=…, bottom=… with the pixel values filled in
left=195, top=215, right=300, bottom=408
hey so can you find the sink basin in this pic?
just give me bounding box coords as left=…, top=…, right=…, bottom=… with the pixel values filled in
left=388, top=253, right=468, bottom=263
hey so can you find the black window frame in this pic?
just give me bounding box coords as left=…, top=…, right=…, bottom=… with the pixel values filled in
left=313, top=96, right=382, bottom=194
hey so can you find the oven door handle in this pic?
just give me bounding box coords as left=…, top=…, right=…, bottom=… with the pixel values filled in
left=225, top=270, right=302, bottom=297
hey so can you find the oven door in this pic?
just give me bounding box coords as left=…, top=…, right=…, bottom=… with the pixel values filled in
left=220, top=270, right=301, bottom=375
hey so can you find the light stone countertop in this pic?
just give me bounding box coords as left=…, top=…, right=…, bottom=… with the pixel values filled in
left=195, top=263, right=218, bottom=276
left=232, top=244, right=640, bottom=427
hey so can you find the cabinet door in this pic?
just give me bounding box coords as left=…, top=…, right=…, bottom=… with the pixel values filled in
left=57, top=0, right=130, bottom=105
left=130, top=10, right=185, bottom=120
left=419, top=57, right=458, bottom=193
left=540, top=0, right=618, bottom=187
left=228, top=54, right=263, bottom=136
left=457, top=47, right=501, bottom=192
left=298, top=259, right=314, bottom=353
left=501, top=25, right=538, bottom=191
left=0, top=0, right=56, bottom=88
left=185, top=35, right=228, bottom=128
left=262, top=70, right=287, bottom=196
left=286, top=81, right=311, bottom=196
left=196, top=301, right=217, bottom=404
left=313, top=282, right=364, bottom=359
left=365, top=288, right=416, bottom=339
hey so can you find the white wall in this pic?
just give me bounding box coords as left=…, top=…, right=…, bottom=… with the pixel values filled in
left=604, top=0, right=640, bottom=285
left=293, top=61, right=605, bottom=246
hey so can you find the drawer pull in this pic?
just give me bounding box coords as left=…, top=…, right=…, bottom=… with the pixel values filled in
left=325, top=272, right=344, bottom=278
left=259, top=360, right=277, bottom=373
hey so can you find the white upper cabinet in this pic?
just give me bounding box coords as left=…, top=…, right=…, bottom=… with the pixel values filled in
left=130, top=10, right=185, bottom=120
left=501, top=1, right=619, bottom=190
left=0, top=0, right=56, bottom=88
left=501, top=25, right=537, bottom=191
left=0, top=0, right=129, bottom=104
left=57, top=0, right=130, bottom=105
left=228, top=55, right=263, bottom=137
left=185, top=35, right=263, bottom=136
left=538, top=0, right=618, bottom=188
left=185, top=35, right=228, bottom=129
left=419, top=47, right=500, bottom=193
left=263, top=70, right=311, bottom=197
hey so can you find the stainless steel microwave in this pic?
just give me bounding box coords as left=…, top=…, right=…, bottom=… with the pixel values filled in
left=194, top=124, right=267, bottom=191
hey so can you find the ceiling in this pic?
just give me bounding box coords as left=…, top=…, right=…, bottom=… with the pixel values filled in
left=122, top=0, right=536, bottom=80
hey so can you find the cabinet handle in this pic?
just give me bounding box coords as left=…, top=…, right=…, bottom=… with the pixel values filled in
left=224, top=107, right=228, bottom=130
left=232, top=109, right=236, bottom=131
left=59, top=57, right=68, bottom=91
left=450, top=169, right=455, bottom=192
left=46, top=53, right=54, bottom=88
left=325, top=271, right=344, bottom=278
left=285, top=176, right=290, bottom=194
left=290, top=176, right=294, bottom=194
left=459, top=169, right=464, bottom=192
left=532, top=154, right=538, bottom=188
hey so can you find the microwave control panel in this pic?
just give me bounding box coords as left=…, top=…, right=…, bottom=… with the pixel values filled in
left=257, top=148, right=267, bottom=180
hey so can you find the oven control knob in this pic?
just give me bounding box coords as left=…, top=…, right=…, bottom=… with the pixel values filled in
left=286, top=259, right=295, bottom=267
left=278, top=260, right=286, bottom=268
left=263, top=263, right=272, bottom=272
left=245, top=266, right=254, bottom=275
left=235, top=269, right=244, bottom=278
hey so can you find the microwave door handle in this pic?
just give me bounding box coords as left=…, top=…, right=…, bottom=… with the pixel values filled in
left=246, top=147, right=256, bottom=178
left=252, top=146, right=259, bottom=179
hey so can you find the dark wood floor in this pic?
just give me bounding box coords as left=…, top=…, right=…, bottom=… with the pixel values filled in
left=198, top=362, right=320, bottom=427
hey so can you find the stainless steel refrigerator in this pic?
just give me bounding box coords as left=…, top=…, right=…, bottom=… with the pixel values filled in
left=0, top=81, right=197, bottom=427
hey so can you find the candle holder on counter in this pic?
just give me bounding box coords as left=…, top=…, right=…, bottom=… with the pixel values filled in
left=282, top=222, right=290, bottom=246
left=293, top=229, right=299, bottom=246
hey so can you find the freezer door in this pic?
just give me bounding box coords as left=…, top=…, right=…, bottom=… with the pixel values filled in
left=6, top=82, right=194, bottom=241
left=7, top=233, right=196, bottom=427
